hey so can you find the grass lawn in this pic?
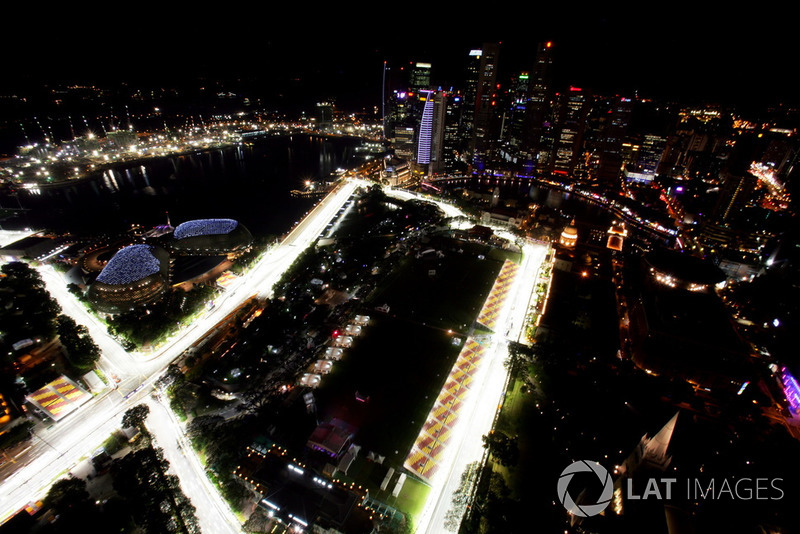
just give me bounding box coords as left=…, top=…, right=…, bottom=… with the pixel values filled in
left=394, top=476, right=431, bottom=524
left=313, top=315, right=461, bottom=466
left=368, top=237, right=509, bottom=333
left=492, top=375, right=549, bottom=502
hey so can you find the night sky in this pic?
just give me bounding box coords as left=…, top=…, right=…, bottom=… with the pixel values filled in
left=3, top=7, right=798, bottom=111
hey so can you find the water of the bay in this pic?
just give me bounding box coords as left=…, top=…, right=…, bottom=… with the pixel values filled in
left=2, top=135, right=367, bottom=237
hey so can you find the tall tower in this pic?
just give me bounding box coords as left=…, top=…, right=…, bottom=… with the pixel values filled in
left=460, top=49, right=483, bottom=156
left=416, top=90, right=435, bottom=172
left=597, top=97, right=633, bottom=191
left=316, top=102, right=334, bottom=132
left=442, top=90, right=464, bottom=174
left=523, top=41, right=555, bottom=164
left=503, top=71, right=531, bottom=159
left=410, top=62, right=432, bottom=91
left=429, top=91, right=448, bottom=174
left=606, top=412, right=680, bottom=529
left=551, top=86, right=590, bottom=179
left=472, top=42, right=501, bottom=169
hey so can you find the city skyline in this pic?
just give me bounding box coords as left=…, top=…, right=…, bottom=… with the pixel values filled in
left=2, top=9, right=798, bottom=109
left=2, top=7, right=800, bottom=534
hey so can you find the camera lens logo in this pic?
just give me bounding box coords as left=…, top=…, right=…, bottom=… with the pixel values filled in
left=557, top=460, right=614, bottom=517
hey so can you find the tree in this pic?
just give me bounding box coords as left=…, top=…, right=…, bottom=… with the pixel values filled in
left=155, top=363, right=183, bottom=390
left=56, top=314, right=101, bottom=371
left=122, top=404, right=150, bottom=429
left=504, top=342, right=533, bottom=381
left=45, top=478, right=91, bottom=515
left=482, top=432, right=519, bottom=467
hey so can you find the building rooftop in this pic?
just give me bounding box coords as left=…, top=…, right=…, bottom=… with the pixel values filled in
left=173, top=218, right=238, bottom=239
left=95, top=244, right=162, bottom=285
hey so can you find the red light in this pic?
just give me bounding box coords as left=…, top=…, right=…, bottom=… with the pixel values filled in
left=332, top=330, right=339, bottom=338
left=570, top=86, right=582, bottom=92
left=546, top=41, right=552, bottom=48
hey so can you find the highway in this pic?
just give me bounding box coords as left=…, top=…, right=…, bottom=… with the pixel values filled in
left=0, top=178, right=364, bottom=525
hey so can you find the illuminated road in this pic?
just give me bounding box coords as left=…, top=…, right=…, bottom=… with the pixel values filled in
left=0, top=178, right=364, bottom=523
left=38, top=264, right=146, bottom=384
left=384, top=187, right=465, bottom=218
left=415, top=242, right=548, bottom=534
left=2, top=179, right=539, bottom=531
left=0, top=229, right=36, bottom=248
left=146, top=397, right=242, bottom=534
left=0, top=380, right=154, bottom=523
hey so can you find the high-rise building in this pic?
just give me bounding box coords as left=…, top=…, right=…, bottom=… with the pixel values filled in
left=442, top=90, right=464, bottom=174
left=500, top=71, right=531, bottom=163
left=551, top=87, right=590, bottom=179
left=639, top=134, right=667, bottom=175
left=460, top=49, right=482, bottom=151
left=471, top=43, right=501, bottom=168
left=430, top=91, right=448, bottom=174
left=715, top=171, right=758, bottom=222
left=412, top=90, right=450, bottom=176
left=386, top=89, right=416, bottom=157
left=522, top=42, right=555, bottom=164
left=597, top=97, right=633, bottom=190
left=316, top=102, right=334, bottom=132
left=394, top=126, right=415, bottom=159
left=416, top=90, right=435, bottom=167
left=410, top=62, right=432, bottom=91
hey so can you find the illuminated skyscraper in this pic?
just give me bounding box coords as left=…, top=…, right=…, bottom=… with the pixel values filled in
left=429, top=91, right=448, bottom=174
left=316, top=102, right=334, bottom=132
left=501, top=71, right=531, bottom=162
left=551, top=86, right=590, bottom=178
left=442, top=90, right=464, bottom=173
left=416, top=90, right=435, bottom=166
left=597, top=97, right=633, bottom=190
left=460, top=49, right=483, bottom=152
left=523, top=41, right=555, bottom=166
left=410, top=62, right=432, bottom=91
left=472, top=42, right=501, bottom=168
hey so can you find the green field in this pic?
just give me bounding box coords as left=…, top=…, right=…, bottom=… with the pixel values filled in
left=368, top=237, right=515, bottom=333
left=313, top=316, right=461, bottom=466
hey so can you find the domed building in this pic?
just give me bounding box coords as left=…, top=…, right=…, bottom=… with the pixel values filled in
left=559, top=220, right=578, bottom=248
left=169, top=219, right=252, bottom=258
left=88, top=244, right=170, bottom=314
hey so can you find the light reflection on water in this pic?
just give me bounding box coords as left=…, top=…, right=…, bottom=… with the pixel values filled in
left=7, top=135, right=365, bottom=236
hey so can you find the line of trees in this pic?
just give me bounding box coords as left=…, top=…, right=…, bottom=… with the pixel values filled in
left=0, top=261, right=101, bottom=374
left=113, top=404, right=200, bottom=534
left=56, top=315, right=101, bottom=372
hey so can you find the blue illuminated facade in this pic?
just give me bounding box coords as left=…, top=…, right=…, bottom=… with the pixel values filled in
left=96, top=245, right=161, bottom=285
left=174, top=219, right=238, bottom=239
left=417, top=91, right=434, bottom=165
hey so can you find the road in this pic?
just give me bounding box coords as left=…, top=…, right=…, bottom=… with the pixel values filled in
left=0, top=381, right=154, bottom=522
left=0, top=178, right=364, bottom=524
left=146, top=397, right=242, bottom=534
left=2, top=179, right=542, bottom=533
